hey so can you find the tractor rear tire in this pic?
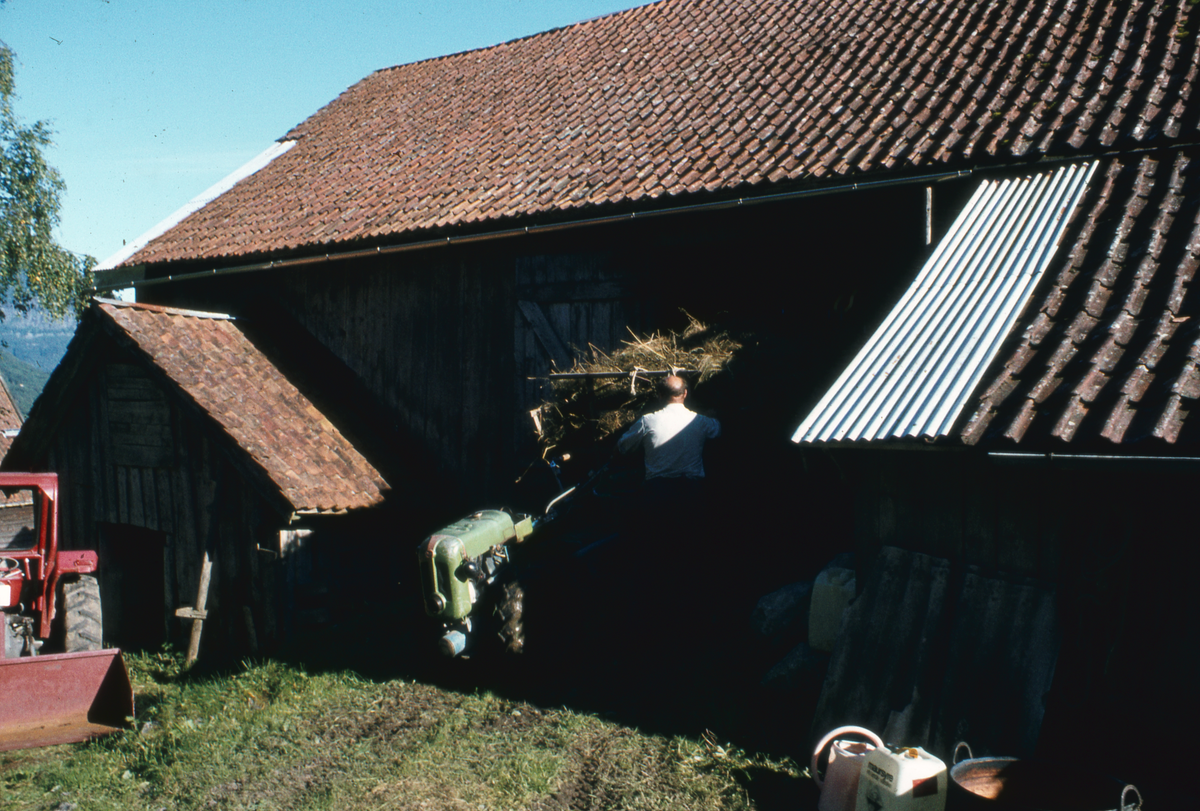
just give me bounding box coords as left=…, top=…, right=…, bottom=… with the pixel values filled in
left=496, top=581, right=525, bottom=654
left=62, top=575, right=103, bottom=652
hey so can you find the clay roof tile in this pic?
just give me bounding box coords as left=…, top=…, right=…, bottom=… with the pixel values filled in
left=116, top=0, right=1200, bottom=270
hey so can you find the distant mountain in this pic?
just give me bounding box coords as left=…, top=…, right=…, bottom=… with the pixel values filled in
left=0, top=351, right=52, bottom=418
left=0, top=310, right=78, bottom=418
left=0, top=310, right=77, bottom=371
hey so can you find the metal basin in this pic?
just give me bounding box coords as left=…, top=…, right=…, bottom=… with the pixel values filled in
left=949, top=745, right=1139, bottom=811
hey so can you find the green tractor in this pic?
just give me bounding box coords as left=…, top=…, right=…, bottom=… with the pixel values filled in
left=417, top=508, right=534, bottom=656
left=416, top=460, right=628, bottom=658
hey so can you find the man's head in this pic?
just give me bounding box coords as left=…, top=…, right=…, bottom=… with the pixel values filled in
left=660, top=374, right=688, bottom=403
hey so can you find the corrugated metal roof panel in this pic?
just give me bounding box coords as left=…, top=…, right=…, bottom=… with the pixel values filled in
left=793, top=163, right=1098, bottom=444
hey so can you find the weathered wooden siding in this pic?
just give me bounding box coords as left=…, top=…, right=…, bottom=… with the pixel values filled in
left=140, top=186, right=929, bottom=511
left=848, top=451, right=1129, bottom=583
left=845, top=450, right=1200, bottom=797
left=263, top=247, right=649, bottom=507
left=270, top=254, right=509, bottom=505
left=513, top=252, right=649, bottom=456
left=36, top=343, right=289, bottom=657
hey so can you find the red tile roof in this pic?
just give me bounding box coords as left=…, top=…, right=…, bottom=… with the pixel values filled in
left=121, top=0, right=1200, bottom=268
left=962, top=147, right=1200, bottom=447
left=0, top=376, right=22, bottom=462
left=97, top=300, right=388, bottom=512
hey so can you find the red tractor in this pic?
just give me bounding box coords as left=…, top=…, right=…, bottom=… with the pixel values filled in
left=0, top=472, right=133, bottom=752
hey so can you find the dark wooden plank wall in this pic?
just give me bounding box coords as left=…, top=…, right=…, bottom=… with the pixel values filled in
left=140, top=190, right=933, bottom=512
left=274, top=254, right=510, bottom=505
left=272, top=250, right=647, bottom=505
left=514, top=253, right=647, bottom=463
left=848, top=450, right=1200, bottom=797
left=849, top=450, right=1190, bottom=692
left=38, top=347, right=286, bottom=655
left=852, top=452, right=1062, bottom=582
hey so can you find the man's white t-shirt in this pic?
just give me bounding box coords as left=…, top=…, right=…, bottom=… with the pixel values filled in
left=618, top=402, right=721, bottom=479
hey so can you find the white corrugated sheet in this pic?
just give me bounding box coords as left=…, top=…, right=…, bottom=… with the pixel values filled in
left=793, top=162, right=1098, bottom=444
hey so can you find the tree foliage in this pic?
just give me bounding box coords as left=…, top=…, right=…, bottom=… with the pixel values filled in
left=0, top=43, right=91, bottom=320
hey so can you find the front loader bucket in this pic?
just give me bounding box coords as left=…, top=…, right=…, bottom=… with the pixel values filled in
left=0, top=648, right=134, bottom=752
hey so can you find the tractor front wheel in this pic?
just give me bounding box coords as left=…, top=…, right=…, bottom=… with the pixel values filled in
left=496, top=581, right=525, bottom=654
left=62, top=575, right=104, bottom=652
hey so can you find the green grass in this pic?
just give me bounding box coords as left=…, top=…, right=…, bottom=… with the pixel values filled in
left=0, top=648, right=799, bottom=810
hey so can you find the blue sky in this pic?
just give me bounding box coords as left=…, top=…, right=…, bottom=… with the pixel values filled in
left=2, top=0, right=651, bottom=267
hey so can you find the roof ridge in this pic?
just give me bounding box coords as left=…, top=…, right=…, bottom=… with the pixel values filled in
left=95, top=297, right=235, bottom=321
left=366, top=0, right=664, bottom=79
left=281, top=0, right=668, bottom=143
left=114, top=0, right=1200, bottom=270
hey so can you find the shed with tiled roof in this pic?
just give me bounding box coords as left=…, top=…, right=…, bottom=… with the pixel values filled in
left=0, top=372, right=22, bottom=463
left=2, top=299, right=393, bottom=657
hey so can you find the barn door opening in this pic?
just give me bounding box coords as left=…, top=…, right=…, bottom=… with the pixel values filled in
left=513, top=256, right=646, bottom=462
left=98, top=523, right=167, bottom=651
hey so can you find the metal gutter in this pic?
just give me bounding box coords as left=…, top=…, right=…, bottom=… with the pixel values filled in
left=91, top=168, right=973, bottom=292
left=988, top=452, right=1200, bottom=472
left=793, top=161, right=1098, bottom=444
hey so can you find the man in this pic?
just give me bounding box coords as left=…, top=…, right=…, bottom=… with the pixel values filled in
left=616, top=373, right=719, bottom=633
left=618, top=374, right=720, bottom=489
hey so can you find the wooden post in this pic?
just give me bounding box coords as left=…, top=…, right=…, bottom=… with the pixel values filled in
left=925, top=186, right=934, bottom=245
left=175, top=547, right=213, bottom=667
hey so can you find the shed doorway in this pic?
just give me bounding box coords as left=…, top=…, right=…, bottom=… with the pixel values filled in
left=98, top=523, right=167, bottom=651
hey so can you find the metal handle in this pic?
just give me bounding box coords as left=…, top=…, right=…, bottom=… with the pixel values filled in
left=950, top=739, right=969, bottom=767
left=811, top=725, right=884, bottom=789
left=1120, top=784, right=1141, bottom=810
left=945, top=743, right=974, bottom=763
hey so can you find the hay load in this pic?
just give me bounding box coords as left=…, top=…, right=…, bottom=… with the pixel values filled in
left=530, top=314, right=743, bottom=463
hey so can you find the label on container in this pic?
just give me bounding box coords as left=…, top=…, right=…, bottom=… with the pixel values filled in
left=865, top=760, right=896, bottom=787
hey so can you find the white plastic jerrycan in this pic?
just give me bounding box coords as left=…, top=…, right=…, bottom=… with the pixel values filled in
left=812, top=726, right=884, bottom=811
left=856, top=744, right=947, bottom=811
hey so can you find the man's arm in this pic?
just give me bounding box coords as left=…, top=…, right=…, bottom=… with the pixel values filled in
left=618, top=418, right=646, bottom=454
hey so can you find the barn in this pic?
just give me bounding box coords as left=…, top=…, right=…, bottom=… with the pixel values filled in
left=9, top=1, right=1198, bottom=790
